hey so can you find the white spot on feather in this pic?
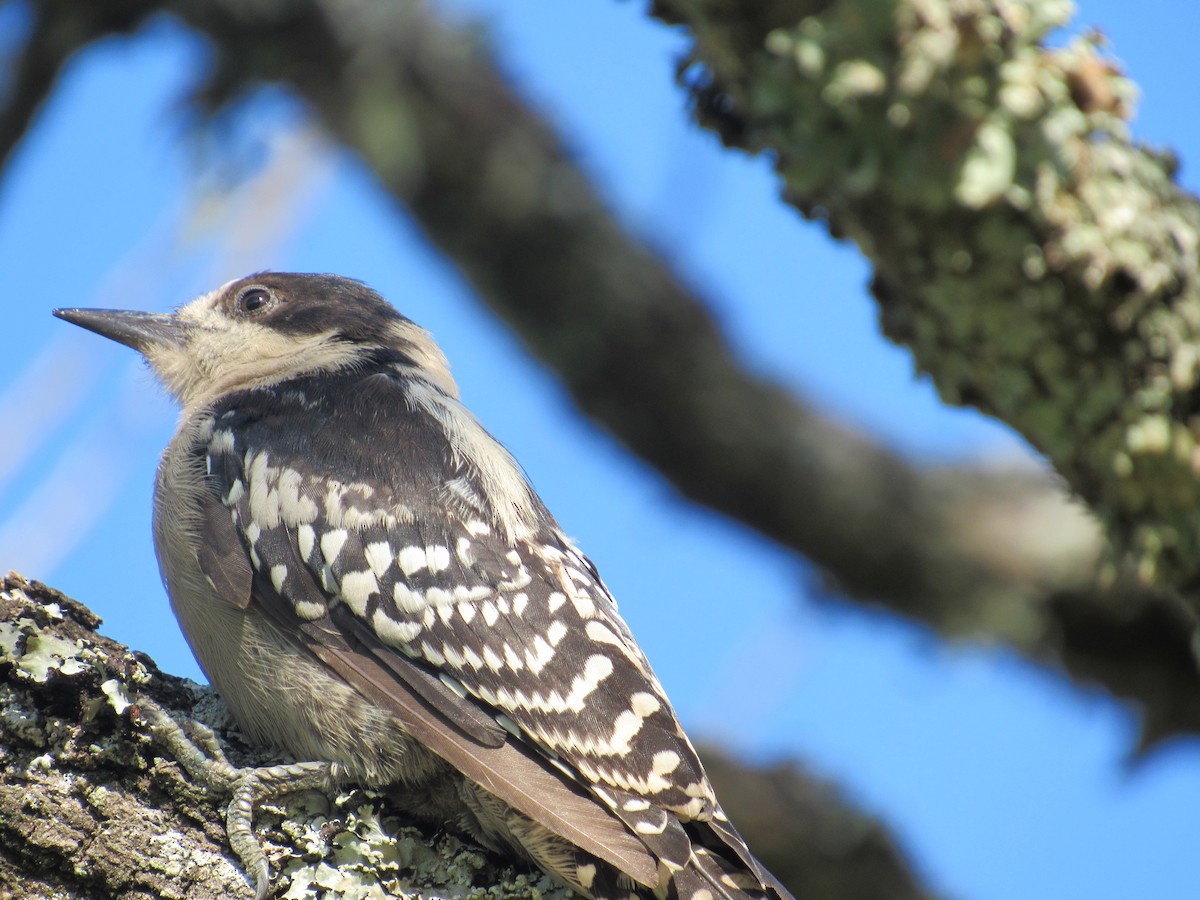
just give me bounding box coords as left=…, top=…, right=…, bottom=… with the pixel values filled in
left=364, top=541, right=394, bottom=579
left=340, top=570, right=378, bottom=614
left=247, top=451, right=281, bottom=528
left=567, top=586, right=596, bottom=619
left=569, top=654, right=613, bottom=708
left=609, top=692, right=661, bottom=754
left=392, top=583, right=425, bottom=614
left=421, top=641, right=445, bottom=666
left=495, top=713, right=522, bottom=738
left=462, top=646, right=484, bottom=670
left=320, top=529, right=348, bottom=565
left=503, top=643, right=523, bottom=670
left=679, top=796, right=708, bottom=820
left=297, top=524, right=316, bottom=562
left=439, top=673, right=469, bottom=698
left=453, top=585, right=490, bottom=602
left=481, top=600, right=499, bottom=626
left=591, top=785, right=616, bottom=808
left=426, top=587, right=453, bottom=606
left=584, top=620, right=622, bottom=647
left=397, top=546, right=426, bottom=576
left=224, top=480, right=245, bottom=505
left=635, top=819, right=667, bottom=835
left=526, top=636, right=554, bottom=674
left=482, top=646, right=504, bottom=672
left=499, top=567, right=531, bottom=590
left=278, top=467, right=317, bottom=524
left=647, top=750, right=682, bottom=793
left=293, top=599, right=325, bottom=620
left=372, top=610, right=421, bottom=644
left=632, top=692, right=661, bottom=717
left=210, top=429, right=235, bottom=454
left=576, top=864, right=597, bottom=890
left=546, top=620, right=568, bottom=646
left=426, top=545, right=450, bottom=572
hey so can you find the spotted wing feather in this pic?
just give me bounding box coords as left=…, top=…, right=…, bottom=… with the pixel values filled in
left=199, top=400, right=658, bottom=886
left=202, top=367, right=775, bottom=897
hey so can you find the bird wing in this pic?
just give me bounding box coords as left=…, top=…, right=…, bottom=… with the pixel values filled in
left=198, top=367, right=768, bottom=893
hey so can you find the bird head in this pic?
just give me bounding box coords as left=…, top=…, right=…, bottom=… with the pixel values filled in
left=54, top=273, right=457, bottom=408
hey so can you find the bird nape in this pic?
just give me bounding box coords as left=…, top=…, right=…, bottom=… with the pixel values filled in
left=54, top=272, right=792, bottom=900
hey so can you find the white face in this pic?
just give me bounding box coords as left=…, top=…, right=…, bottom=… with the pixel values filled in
left=144, top=281, right=364, bottom=409
left=136, top=274, right=460, bottom=411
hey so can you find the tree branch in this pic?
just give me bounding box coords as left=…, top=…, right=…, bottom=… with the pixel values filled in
left=650, top=0, right=1200, bottom=594
left=701, top=747, right=932, bottom=900
left=0, top=573, right=928, bottom=898
left=0, top=0, right=145, bottom=172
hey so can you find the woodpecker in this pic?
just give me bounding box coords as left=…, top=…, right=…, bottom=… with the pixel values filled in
left=55, top=273, right=791, bottom=900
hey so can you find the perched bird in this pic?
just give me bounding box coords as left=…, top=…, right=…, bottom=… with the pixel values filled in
left=55, top=273, right=791, bottom=900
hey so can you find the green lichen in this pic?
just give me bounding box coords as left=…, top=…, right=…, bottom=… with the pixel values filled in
left=101, top=678, right=134, bottom=715
left=956, top=118, right=1015, bottom=207
left=147, top=829, right=241, bottom=884
left=685, top=0, right=1200, bottom=591
left=0, top=621, right=22, bottom=660
left=0, top=617, right=91, bottom=681
left=265, top=788, right=570, bottom=900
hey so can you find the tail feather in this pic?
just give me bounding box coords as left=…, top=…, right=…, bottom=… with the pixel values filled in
left=697, top=815, right=793, bottom=899
left=458, top=775, right=793, bottom=900
left=666, top=844, right=791, bottom=900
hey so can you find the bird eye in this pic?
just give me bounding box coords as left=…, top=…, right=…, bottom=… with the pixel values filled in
left=237, top=287, right=275, bottom=316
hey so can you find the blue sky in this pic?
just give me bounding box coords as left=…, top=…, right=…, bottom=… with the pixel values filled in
left=2, top=2, right=1199, bottom=898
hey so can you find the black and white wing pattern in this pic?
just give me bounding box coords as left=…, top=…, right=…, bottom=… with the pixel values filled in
left=198, top=364, right=782, bottom=899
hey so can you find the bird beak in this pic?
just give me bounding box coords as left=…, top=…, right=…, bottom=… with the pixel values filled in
left=52, top=308, right=191, bottom=353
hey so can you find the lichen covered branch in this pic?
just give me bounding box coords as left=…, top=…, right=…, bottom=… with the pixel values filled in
left=652, top=0, right=1200, bottom=593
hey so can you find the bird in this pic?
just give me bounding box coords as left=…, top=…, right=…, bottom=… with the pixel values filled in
left=54, top=273, right=792, bottom=900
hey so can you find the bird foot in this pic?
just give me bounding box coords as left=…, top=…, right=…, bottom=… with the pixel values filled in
left=135, top=694, right=335, bottom=899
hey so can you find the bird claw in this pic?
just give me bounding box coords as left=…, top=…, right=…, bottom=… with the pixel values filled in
left=135, top=694, right=334, bottom=899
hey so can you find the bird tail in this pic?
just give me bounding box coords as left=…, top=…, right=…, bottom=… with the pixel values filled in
left=665, top=844, right=793, bottom=900
left=656, top=812, right=795, bottom=900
